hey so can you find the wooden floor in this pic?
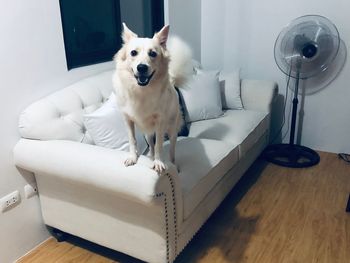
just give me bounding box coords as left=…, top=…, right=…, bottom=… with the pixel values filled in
left=18, top=152, right=350, bottom=263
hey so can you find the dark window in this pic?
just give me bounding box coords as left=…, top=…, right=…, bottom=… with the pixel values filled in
left=59, top=0, right=164, bottom=70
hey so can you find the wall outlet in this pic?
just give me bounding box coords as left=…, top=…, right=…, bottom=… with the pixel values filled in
left=0, top=190, right=21, bottom=212
left=24, top=183, right=38, bottom=199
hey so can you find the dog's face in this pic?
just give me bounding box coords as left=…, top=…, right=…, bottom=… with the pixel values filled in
left=116, top=23, right=170, bottom=87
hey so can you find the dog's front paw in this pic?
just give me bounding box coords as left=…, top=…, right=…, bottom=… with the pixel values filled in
left=124, top=154, right=138, bottom=167
left=152, top=159, right=167, bottom=174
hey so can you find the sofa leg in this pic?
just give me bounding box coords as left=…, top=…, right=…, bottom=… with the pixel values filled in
left=52, top=228, right=68, bottom=242
left=346, top=194, right=350, bottom=213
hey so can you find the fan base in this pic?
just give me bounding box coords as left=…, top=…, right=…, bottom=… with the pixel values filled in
left=263, top=144, right=320, bottom=168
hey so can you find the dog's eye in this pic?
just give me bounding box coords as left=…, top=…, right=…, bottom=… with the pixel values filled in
left=130, top=50, right=138, bottom=57
left=148, top=50, right=157, bottom=58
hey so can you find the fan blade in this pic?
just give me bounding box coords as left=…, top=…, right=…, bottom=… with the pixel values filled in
left=274, top=15, right=340, bottom=79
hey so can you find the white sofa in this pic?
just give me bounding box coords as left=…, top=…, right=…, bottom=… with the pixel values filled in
left=13, top=70, right=277, bottom=263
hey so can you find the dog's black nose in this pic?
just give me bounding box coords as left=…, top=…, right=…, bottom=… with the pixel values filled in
left=137, top=64, right=148, bottom=74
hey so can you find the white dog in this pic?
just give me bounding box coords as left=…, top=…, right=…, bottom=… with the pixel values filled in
left=113, top=23, right=192, bottom=173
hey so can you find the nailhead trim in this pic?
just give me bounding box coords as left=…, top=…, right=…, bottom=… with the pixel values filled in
left=166, top=173, right=178, bottom=254
left=163, top=193, right=170, bottom=263
left=154, top=173, right=178, bottom=263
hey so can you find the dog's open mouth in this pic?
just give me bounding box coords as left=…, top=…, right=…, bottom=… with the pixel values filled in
left=134, top=71, right=155, bottom=87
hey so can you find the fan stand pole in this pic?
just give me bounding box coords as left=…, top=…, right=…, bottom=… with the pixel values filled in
left=263, top=67, right=320, bottom=168
left=289, top=70, right=300, bottom=145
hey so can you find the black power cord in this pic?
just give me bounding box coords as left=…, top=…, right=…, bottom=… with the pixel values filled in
left=338, top=153, right=350, bottom=163
left=270, top=67, right=292, bottom=144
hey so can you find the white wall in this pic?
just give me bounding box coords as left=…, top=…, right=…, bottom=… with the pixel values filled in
left=200, top=0, right=225, bottom=70
left=201, top=0, right=350, bottom=153
left=166, top=0, right=201, bottom=61
left=0, top=1, right=114, bottom=262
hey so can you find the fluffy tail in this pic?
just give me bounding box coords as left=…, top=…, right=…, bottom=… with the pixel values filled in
left=167, top=36, right=193, bottom=87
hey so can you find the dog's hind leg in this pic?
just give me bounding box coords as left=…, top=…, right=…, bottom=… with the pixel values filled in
left=168, top=129, right=177, bottom=164
left=124, top=117, right=138, bottom=166
left=146, top=133, right=155, bottom=160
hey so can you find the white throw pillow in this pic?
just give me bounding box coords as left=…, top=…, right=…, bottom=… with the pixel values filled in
left=180, top=70, right=223, bottom=122
left=219, top=70, right=243, bottom=110
left=84, top=93, right=148, bottom=154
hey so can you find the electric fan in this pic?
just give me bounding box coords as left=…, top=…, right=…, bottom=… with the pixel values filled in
left=264, top=15, right=340, bottom=168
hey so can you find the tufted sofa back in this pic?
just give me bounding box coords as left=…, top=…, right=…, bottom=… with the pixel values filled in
left=19, top=70, right=114, bottom=144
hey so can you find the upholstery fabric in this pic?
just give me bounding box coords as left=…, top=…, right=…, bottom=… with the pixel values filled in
left=219, top=70, right=243, bottom=110
left=84, top=93, right=148, bottom=153
left=13, top=68, right=278, bottom=263
left=13, top=139, right=181, bottom=209
left=241, top=79, right=278, bottom=112
left=177, top=132, right=268, bottom=256
left=188, top=110, right=269, bottom=158
left=163, top=137, right=239, bottom=219
left=179, top=70, right=223, bottom=122
left=38, top=175, right=169, bottom=263
left=18, top=70, right=114, bottom=144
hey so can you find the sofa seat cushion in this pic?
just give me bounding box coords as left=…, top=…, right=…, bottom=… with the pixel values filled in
left=188, top=110, right=269, bottom=158
left=164, top=137, right=239, bottom=219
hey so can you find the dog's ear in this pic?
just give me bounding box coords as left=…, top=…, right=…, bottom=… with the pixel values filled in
left=122, top=23, right=137, bottom=43
left=153, top=25, right=170, bottom=47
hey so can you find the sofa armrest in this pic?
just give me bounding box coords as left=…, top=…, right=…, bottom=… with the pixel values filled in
left=241, top=79, right=278, bottom=112
left=13, top=139, right=182, bottom=210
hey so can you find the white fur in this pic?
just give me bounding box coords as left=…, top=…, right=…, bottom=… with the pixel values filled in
left=113, top=24, right=192, bottom=173
left=167, top=36, right=194, bottom=87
